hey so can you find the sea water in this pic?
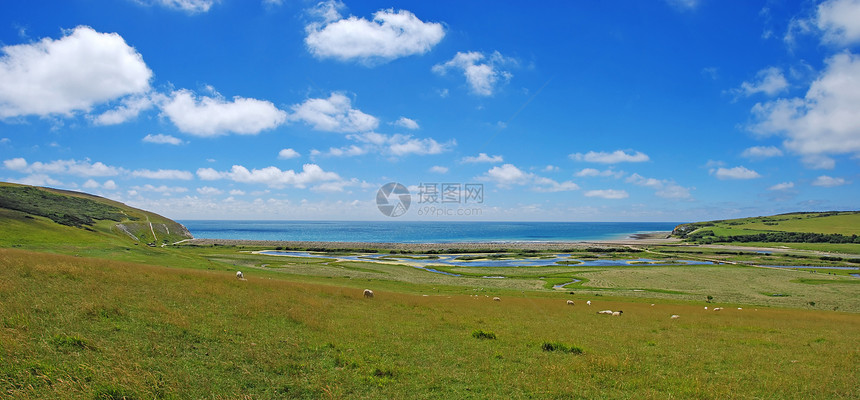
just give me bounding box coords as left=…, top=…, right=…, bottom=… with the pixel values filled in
left=179, top=220, right=681, bottom=243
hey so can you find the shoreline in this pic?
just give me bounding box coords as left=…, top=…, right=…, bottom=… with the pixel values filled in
left=178, top=231, right=679, bottom=251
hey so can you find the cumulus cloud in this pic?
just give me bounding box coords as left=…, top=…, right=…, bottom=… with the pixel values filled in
left=0, top=26, right=152, bottom=118
left=569, top=150, right=650, bottom=164
left=461, top=153, right=503, bottom=163
left=195, top=163, right=341, bottom=189
left=731, top=67, right=789, bottom=98
left=750, top=52, right=860, bottom=164
left=574, top=168, right=625, bottom=178
left=816, top=0, right=860, bottom=45
left=142, top=134, right=184, bottom=145
left=130, top=184, right=188, bottom=194
left=346, top=132, right=455, bottom=157
left=305, top=0, right=444, bottom=65
left=313, top=145, right=368, bottom=158
left=278, top=148, right=300, bottom=159
left=626, top=173, right=693, bottom=200
left=741, top=146, right=784, bottom=159
left=288, top=93, right=378, bottom=133
left=479, top=163, right=578, bottom=192
left=584, top=189, right=629, bottom=199
left=769, top=182, right=795, bottom=191
left=812, top=175, right=848, bottom=187
left=161, top=89, right=286, bottom=136
left=4, top=157, right=122, bottom=177
left=392, top=117, right=419, bottom=130
left=432, top=51, right=516, bottom=96
left=139, top=0, right=217, bottom=14
left=196, top=186, right=223, bottom=195
left=429, top=165, right=448, bottom=173
left=710, top=166, right=762, bottom=180
left=131, top=169, right=193, bottom=180
left=91, top=94, right=154, bottom=125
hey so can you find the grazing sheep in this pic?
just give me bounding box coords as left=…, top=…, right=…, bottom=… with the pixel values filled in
left=567, top=300, right=575, bottom=306
left=704, top=306, right=708, bottom=310
left=737, top=308, right=743, bottom=310
left=586, top=300, right=591, bottom=306
left=597, top=310, right=613, bottom=315
left=612, top=311, right=623, bottom=316
left=236, top=271, right=244, bottom=279
left=713, top=307, right=723, bottom=311
left=363, top=289, right=374, bottom=298
left=493, top=297, right=501, bottom=302
left=670, top=314, right=680, bottom=319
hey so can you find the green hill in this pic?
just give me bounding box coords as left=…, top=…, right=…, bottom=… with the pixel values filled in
left=672, top=211, right=860, bottom=244
left=0, top=182, right=192, bottom=250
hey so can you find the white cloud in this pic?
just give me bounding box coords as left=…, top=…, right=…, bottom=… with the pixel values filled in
left=91, top=94, right=154, bottom=125
left=461, top=153, right=503, bottom=163
left=750, top=52, right=860, bottom=163
left=570, top=150, right=650, bottom=164
left=479, top=163, right=578, bottom=192
left=584, top=189, right=629, bottom=199
left=305, top=1, right=444, bottom=65
left=574, top=168, right=625, bottom=178
left=83, top=179, right=100, bottom=189
left=741, top=145, right=784, bottom=159
left=132, top=169, right=193, bottom=180
left=103, top=180, right=118, bottom=190
left=147, top=0, right=216, bottom=14
left=710, top=166, right=762, bottom=180
left=278, top=148, right=300, bottom=159
left=314, top=145, right=368, bottom=158
left=731, top=67, right=788, bottom=98
left=142, top=134, right=184, bottom=145
left=393, top=117, right=419, bottom=130
left=195, top=163, right=341, bottom=189
left=626, top=173, right=693, bottom=200
left=769, top=182, right=795, bottom=191
left=801, top=155, right=836, bottom=170
left=0, top=138, right=9, bottom=144
left=0, top=26, right=152, bottom=118
left=229, top=189, right=245, bottom=195
left=543, top=165, right=559, bottom=172
left=429, top=165, right=448, bottom=174
left=433, top=51, right=516, bottom=96
left=161, top=88, right=287, bottom=136
left=130, top=184, right=188, bottom=194
left=288, top=93, right=378, bottom=133
left=347, top=132, right=454, bottom=157
left=197, top=186, right=223, bottom=195
left=4, top=158, right=122, bottom=177
left=481, top=164, right=531, bottom=186
left=816, top=0, right=860, bottom=45
left=812, top=175, right=848, bottom=187
left=9, top=174, right=63, bottom=187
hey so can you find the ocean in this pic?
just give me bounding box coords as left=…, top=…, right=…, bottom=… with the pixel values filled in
left=178, top=220, right=682, bottom=243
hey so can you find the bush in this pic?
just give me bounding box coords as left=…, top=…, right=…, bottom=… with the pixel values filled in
left=472, top=329, right=496, bottom=340
left=541, top=342, right=583, bottom=354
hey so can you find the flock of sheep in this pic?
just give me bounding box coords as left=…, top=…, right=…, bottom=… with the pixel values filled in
left=236, top=271, right=743, bottom=319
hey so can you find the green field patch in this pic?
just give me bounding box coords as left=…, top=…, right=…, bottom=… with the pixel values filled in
left=791, top=278, right=860, bottom=285
left=330, top=261, right=392, bottom=274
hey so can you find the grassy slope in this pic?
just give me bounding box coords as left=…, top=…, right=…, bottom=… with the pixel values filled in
left=0, top=182, right=191, bottom=252
left=2, top=248, right=857, bottom=399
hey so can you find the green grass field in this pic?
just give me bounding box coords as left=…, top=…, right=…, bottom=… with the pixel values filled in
left=2, top=249, right=857, bottom=399
left=1, top=185, right=859, bottom=398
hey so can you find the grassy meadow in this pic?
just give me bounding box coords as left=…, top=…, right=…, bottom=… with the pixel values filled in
left=2, top=249, right=858, bottom=399
left=1, top=184, right=859, bottom=398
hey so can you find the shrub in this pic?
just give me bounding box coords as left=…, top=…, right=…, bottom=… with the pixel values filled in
left=472, top=329, right=496, bottom=340
left=541, top=342, right=583, bottom=354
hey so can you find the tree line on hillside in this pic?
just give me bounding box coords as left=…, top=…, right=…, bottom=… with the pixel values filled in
left=686, top=230, right=860, bottom=244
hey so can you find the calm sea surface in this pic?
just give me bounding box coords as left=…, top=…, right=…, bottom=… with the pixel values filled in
left=179, top=221, right=682, bottom=243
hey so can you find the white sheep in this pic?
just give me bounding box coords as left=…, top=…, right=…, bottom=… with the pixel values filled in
left=586, top=300, right=591, bottom=306
left=236, top=271, right=244, bottom=279
left=363, top=289, right=374, bottom=298
left=493, top=297, right=501, bottom=302
left=612, top=311, right=623, bottom=316
left=670, top=314, right=680, bottom=319
left=567, top=300, right=575, bottom=306
left=597, top=310, right=613, bottom=315
left=713, top=307, right=723, bottom=311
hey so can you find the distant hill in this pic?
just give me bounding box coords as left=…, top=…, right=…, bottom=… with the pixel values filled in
left=672, top=211, right=860, bottom=244
left=0, top=182, right=192, bottom=248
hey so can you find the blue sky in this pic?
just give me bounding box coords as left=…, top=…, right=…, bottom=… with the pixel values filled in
left=1, top=0, right=858, bottom=221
